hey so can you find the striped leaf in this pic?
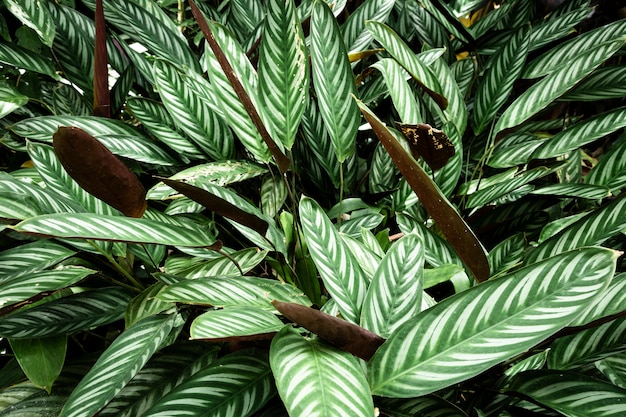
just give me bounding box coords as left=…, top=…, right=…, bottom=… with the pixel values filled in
left=361, top=233, right=424, bottom=338
left=0, top=240, right=75, bottom=283
left=0, top=191, right=41, bottom=220
left=533, top=107, right=626, bottom=159
left=366, top=21, right=447, bottom=110
left=190, top=307, right=284, bottom=340
left=528, top=6, right=592, bottom=52
left=596, top=353, right=626, bottom=390
left=378, top=396, right=469, bottom=417
left=527, top=192, right=626, bottom=263
left=368, top=247, right=618, bottom=397
left=125, top=283, right=175, bottom=328
left=142, top=350, right=275, bottom=417
left=570, top=272, right=626, bottom=327
left=560, top=65, right=626, bottom=101
left=0, top=42, right=59, bottom=80
left=430, top=58, right=468, bottom=136
left=258, top=0, right=309, bottom=150
left=0, top=266, right=95, bottom=309
left=371, top=58, right=421, bottom=124
left=157, top=276, right=311, bottom=310
left=495, top=39, right=625, bottom=134
left=310, top=0, right=360, bottom=162
left=97, top=344, right=219, bottom=417
left=0, top=82, right=27, bottom=119
left=488, top=233, right=526, bottom=277
left=337, top=213, right=385, bottom=238
left=369, top=141, right=399, bottom=193
left=202, top=22, right=271, bottom=162
left=4, top=0, right=55, bottom=47
left=341, top=0, right=395, bottom=54
left=473, top=25, right=531, bottom=135
left=530, top=184, right=611, bottom=200
left=59, top=313, right=178, bottom=417
left=261, top=175, right=287, bottom=218
left=147, top=160, right=267, bottom=200
left=409, top=3, right=453, bottom=62
left=586, top=139, right=626, bottom=192
left=508, top=370, right=626, bottom=417
left=487, top=133, right=549, bottom=168
left=153, top=60, right=234, bottom=160
left=523, top=19, right=626, bottom=79
left=340, top=233, right=382, bottom=282
left=126, top=97, right=204, bottom=162
left=299, top=197, right=368, bottom=324
left=466, top=167, right=552, bottom=209
left=270, top=325, right=374, bottom=417
left=10, top=116, right=179, bottom=166
left=228, top=0, right=264, bottom=42
left=0, top=287, right=132, bottom=338
left=548, top=316, right=626, bottom=370
left=11, top=213, right=217, bottom=248
left=179, top=249, right=268, bottom=279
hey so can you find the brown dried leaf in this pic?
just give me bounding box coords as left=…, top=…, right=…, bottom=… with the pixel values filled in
left=53, top=126, right=146, bottom=218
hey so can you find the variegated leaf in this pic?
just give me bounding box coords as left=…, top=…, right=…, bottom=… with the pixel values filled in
left=179, top=249, right=268, bottom=279
left=299, top=197, right=368, bottom=324
left=361, top=233, right=424, bottom=338
left=59, top=313, right=179, bottom=417
left=258, top=0, right=308, bottom=150
left=261, top=175, right=287, bottom=218
left=0, top=288, right=132, bottom=338
left=11, top=213, right=217, bottom=248
left=0, top=82, right=27, bottom=119
left=341, top=0, right=395, bottom=54
left=528, top=6, right=592, bottom=52
left=530, top=184, right=610, bottom=200
left=270, top=326, right=374, bottom=417
left=157, top=276, right=311, bottom=310
left=596, top=353, right=626, bottom=390
left=4, top=0, right=55, bottom=46
left=570, top=272, right=626, bottom=327
left=125, top=283, right=175, bottom=328
left=560, top=65, right=626, bottom=101
left=473, top=25, right=531, bottom=135
left=141, top=351, right=275, bottom=417
left=371, top=58, right=421, bottom=124
left=495, top=39, right=625, bottom=134
left=0, top=240, right=75, bottom=283
left=310, top=0, right=360, bottom=162
left=585, top=139, right=626, bottom=192
left=190, top=307, right=284, bottom=339
left=487, top=133, right=549, bottom=168
left=368, top=247, right=618, bottom=397
left=0, top=42, right=59, bottom=80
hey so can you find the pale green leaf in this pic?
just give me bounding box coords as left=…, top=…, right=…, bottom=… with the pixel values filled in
left=0, top=240, right=75, bottom=283
left=190, top=307, right=284, bottom=339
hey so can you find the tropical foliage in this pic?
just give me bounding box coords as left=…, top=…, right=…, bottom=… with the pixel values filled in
left=1, top=0, right=625, bottom=416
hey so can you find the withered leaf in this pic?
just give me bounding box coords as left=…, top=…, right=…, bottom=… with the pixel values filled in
left=396, top=122, right=455, bottom=171
left=53, top=126, right=146, bottom=218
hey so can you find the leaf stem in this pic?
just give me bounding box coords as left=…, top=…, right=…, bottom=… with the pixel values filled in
left=87, top=240, right=145, bottom=290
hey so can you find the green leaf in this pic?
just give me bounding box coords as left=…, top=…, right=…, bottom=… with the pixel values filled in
left=0, top=191, right=41, bottom=220
left=4, top=0, right=55, bottom=47
left=270, top=326, right=374, bottom=417
left=527, top=192, right=626, bottom=263
left=10, top=116, right=179, bottom=166
left=523, top=19, right=626, bottom=79
left=378, top=396, right=469, bottom=417
left=0, top=287, right=132, bottom=339
left=141, top=350, right=275, bottom=417
left=299, top=197, right=368, bottom=323
left=0, top=41, right=59, bottom=80
left=495, top=39, right=625, bottom=134
left=528, top=6, right=592, bottom=52
left=473, top=25, right=531, bottom=135
left=125, top=283, right=174, bottom=328
left=0, top=240, right=75, bottom=283
left=488, top=233, right=526, bottom=276
left=59, top=313, right=178, bottom=417
left=548, top=316, right=626, bottom=370
left=341, top=0, right=395, bottom=54
left=533, top=107, right=626, bottom=160
left=585, top=139, right=626, bottom=192
left=0, top=82, right=27, bottom=119
left=178, top=248, right=268, bottom=279
left=487, top=133, right=550, bottom=168
left=0, top=266, right=95, bottom=309
left=570, top=272, right=626, bottom=327
left=157, top=276, right=311, bottom=310
left=11, top=213, right=216, bottom=248
left=596, top=353, right=626, bottom=390
left=368, top=247, right=618, bottom=397
left=310, top=0, right=360, bottom=162
left=530, top=183, right=611, bottom=200
left=258, top=0, right=309, bottom=150
left=152, top=60, right=234, bottom=161
left=361, top=233, right=424, bottom=338
left=508, top=370, right=626, bottom=417
left=97, top=344, right=219, bottom=417
left=191, top=307, right=284, bottom=340
left=560, top=65, right=626, bottom=101
left=9, top=335, right=66, bottom=393
left=371, top=58, right=421, bottom=124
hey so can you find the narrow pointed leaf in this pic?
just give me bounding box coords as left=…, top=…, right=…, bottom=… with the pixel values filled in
left=299, top=197, right=368, bottom=323
left=495, top=39, right=625, bottom=134
left=571, top=272, right=626, bottom=327
left=59, top=313, right=178, bottom=417
left=53, top=127, right=146, bottom=218
left=371, top=58, right=421, bottom=124
left=368, top=247, right=618, bottom=397
left=508, top=370, right=626, bottom=417
left=190, top=307, right=284, bottom=341
left=527, top=192, right=626, bottom=263
left=11, top=213, right=216, bottom=248
left=586, top=139, right=626, bottom=192
left=342, top=0, right=395, bottom=55
left=0, top=42, right=59, bottom=80
left=357, top=100, right=490, bottom=282
left=4, top=0, right=55, bottom=47
left=560, top=65, right=626, bottom=101
left=142, top=351, right=275, bottom=417
left=473, top=25, right=531, bottom=135
left=258, top=0, right=309, bottom=150
left=270, top=325, right=375, bottom=417
left=272, top=300, right=385, bottom=360
left=0, top=82, right=28, bottom=119
left=0, top=240, right=75, bottom=283
left=0, top=288, right=132, bottom=338
left=361, top=233, right=424, bottom=338
left=310, top=0, right=360, bottom=162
